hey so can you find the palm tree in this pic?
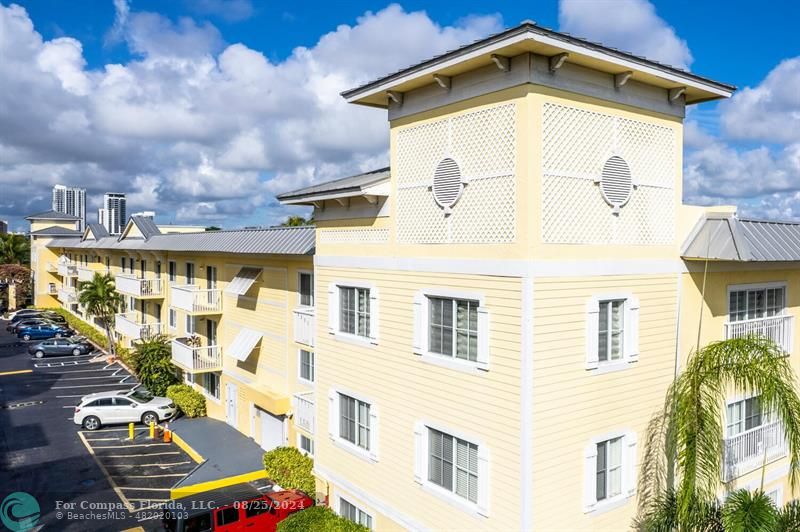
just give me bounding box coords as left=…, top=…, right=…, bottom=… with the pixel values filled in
left=77, top=272, right=124, bottom=357
left=637, top=336, right=800, bottom=530
left=280, top=215, right=311, bottom=227
left=0, top=234, right=30, bottom=264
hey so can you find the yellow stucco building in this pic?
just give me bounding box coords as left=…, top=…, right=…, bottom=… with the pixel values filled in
left=27, top=20, right=798, bottom=531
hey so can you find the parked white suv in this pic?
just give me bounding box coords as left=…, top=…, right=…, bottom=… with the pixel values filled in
left=74, top=388, right=177, bottom=431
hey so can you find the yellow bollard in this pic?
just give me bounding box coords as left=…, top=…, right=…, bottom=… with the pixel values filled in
left=128, top=422, right=134, bottom=441
left=149, top=421, right=155, bottom=440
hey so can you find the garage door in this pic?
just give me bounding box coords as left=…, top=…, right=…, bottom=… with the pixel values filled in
left=259, top=409, right=284, bottom=451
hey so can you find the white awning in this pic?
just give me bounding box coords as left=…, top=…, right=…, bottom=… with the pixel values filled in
left=227, top=327, right=263, bottom=361
left=224, top=267, right=262, bottom=296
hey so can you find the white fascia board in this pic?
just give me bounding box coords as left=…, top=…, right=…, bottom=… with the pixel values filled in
left=279, top=186, right=390, bottom=206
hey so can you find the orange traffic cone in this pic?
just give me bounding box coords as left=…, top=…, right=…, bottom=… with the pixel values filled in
left=163, top=423, right=172, bottom=443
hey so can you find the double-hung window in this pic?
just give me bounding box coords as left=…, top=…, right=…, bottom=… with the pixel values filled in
left=339, top=394, right=370, bottom=450
left=202, top=372, right=220, bottom=399
left=168, top=261, right=176, bottom=283
left=339, top=287, right=370, bottom=338
left=298, top=434, right=314, bottom=456
left=339, top=498, right=372, bottom=529
left=299, top=349, right=314, bottom=383
left=186, top=263, right=195, bottom=285
left=598, top=300, right=625, bottom=362
left=729, top=286, right=785, bottom=322
left=299, top=272, right=314, bottom=307
left=428, top=297, right=479, bottom=362
left=726, top=396, right=766, bottom=438
left=428, top=428, right=479, bottom=503
left=169, top=308, right=177, bottom=330
left=595, top=437, right=623, bottom=502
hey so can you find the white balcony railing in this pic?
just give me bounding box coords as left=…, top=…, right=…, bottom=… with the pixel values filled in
left=724, top=315, right=795, bottom=354
left=171, top=338, right=222, bottom=373
left=46, top=262, right=58, bottom=273
left=115, top=274, right=163, bottom=298
left=293, top=307, right=315, bottom=347
left=58, top=286, right=77, bottom=303
left=170, top=285, right=222, bottom=313
left=115, top=312, right=165, bottom=341
left=722, top=421, right=787, bottom=481
left=293, top=392, right=315, bottom=434
left=77, top=266, right=95, bottom=282
left=57, top=261, right=77, bottom=277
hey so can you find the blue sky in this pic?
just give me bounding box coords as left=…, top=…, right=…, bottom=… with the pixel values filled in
left=2, top=0, right=799, bottom=231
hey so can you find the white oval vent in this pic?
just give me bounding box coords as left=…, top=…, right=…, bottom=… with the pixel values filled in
left=600, top=156, right=633, bottom=212
left=432, top=158, right=463, bottom=213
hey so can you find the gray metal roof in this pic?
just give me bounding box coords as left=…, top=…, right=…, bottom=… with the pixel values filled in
left=341, top=22, right=735, bottom=103
left=85, top=223, right=110, bottom=239
left=25, top=210, right=80, bottom=221
left=277, top=167, right=390, bottom=201
left=127, top=215, right=161, bottom=240
left=682, top=215, right=800, bottom=261
left=30, top=226, right=82, bottom=236
left=47, top=226, right=315, bottom=255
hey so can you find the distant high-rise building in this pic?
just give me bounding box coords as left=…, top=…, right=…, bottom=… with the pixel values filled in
left=0, top=220, right=7, bottom=235
left=101, top=193, right=127, bottom=234
left=51, top=185, right=86, bottom=230
left=131, top=211, right=155, bottom=219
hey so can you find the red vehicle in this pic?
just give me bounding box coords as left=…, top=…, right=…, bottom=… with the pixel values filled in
left=162, top=481, right=314, bottom=532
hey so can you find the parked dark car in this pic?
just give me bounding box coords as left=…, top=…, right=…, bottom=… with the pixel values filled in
left=7, top=309, right=41, bottom=321
left=41, top=312, right=67, bottom=325
left=17, top=324, right=73, bottom=341
left=28, top=337, right=94, bottom=358
left=9, top=318, right=53, bottom=333
left=7, top=312, right=45, bottom=328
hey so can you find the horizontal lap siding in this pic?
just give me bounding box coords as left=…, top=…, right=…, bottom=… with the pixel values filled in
left=315, top=267, right=523, bottom=531
left=532, top=274, right=678, bottom=531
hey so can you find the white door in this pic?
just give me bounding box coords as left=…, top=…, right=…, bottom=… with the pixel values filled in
left=259, top=409, right=284, bottom=451
left=226, top=383, right=238, bottom=427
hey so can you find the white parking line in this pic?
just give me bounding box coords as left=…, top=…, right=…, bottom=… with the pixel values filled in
left=90, top=443, right=172, bottom=448
left=118, top=487, right=172, bottom=491
left=102, top=452, right=180, bottom=458
left=84, top=437, right=119, bottom=441
left=47, top=368, right=119, bottom=374
left=113, top=473, right=187, bottom=478
left=53, top=383, right=136, bottom=389
left=57, top=394, right=89, bottom=398
left=58, top=375, right=132, bottom=381
left=111, top=462, right=192, bottom=468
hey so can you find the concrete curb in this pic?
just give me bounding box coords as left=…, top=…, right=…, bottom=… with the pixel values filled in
left=170, top=469, right=268, bottom=500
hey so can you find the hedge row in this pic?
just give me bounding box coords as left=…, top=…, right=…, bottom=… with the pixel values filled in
left=263, top=446, right=315, bottom=495
left=277, top=506, right=369, bottom=532
left=166, top=384, right=207, bottom=417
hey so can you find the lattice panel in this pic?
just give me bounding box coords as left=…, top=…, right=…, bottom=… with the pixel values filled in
left=319, top=228, right=390, bottom=245
left=541, top=103, right=675, bottom=245
left=395, top=103, right=517, bottom=244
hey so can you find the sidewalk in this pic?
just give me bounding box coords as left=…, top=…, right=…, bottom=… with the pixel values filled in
left=168, top=416, right=268, bottom=497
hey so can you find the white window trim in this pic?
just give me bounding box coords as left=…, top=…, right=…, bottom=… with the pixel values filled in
left=413, top=419, right=490, bottom=517
left=328, top=280, right=379, bottom=346
left=413, top=288, right=490, bottom=372
left=297, top=270, right=314, bottom=307
left=168, top=260, right=177, bottom=283
left=726, top=282, right=788, bottom=316
left=335, top=491, right=374, bottom=530
left=168, top=308, right=177, bottom=330
left=297, top=433, right=314, bottom=457
left=185, top=261, right=196, bottom=285
left=583, top=429, right=637, bottom=514
left=585, top=293, right=639, bottom=372
left=200, top=372, right=222, bottom=404
left=297, top=348, right=315, bottom=386
left=328, top=386, right=379, bottom=463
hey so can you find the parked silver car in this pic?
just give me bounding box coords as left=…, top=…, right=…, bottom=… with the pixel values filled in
left=74, top=388, right=177, bottom=430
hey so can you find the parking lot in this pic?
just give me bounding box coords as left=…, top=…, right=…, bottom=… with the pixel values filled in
left=0, top=321, right=194, bottom=531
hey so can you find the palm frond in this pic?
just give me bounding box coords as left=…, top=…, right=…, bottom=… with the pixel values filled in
left=721, top=489, right=777, bottom=532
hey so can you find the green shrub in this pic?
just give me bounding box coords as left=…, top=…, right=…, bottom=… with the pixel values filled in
left=133, top=335, right=179, bottom=396
left=263, top=446, right=315, bottom=495
left=166, top=384, right=207, bottom=417
left=277, top=506, right=368, bottom=532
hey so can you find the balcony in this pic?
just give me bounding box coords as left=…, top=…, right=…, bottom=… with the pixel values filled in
left=171, top=338, right=222, bottom=373
left=115, top=312, right=165, bottom=341
left=77, top=266, right=96, bottom=282
left=722, top=421, right=787, bottom=481
left=46, top=262, right=58, bottom=274
left=293, top=392, right=314, bottom=434
left=57, top=261, right=77, bottom=277
left=57, top=286, right=77, bottom=303
left=293, top=307, right=315, bottom=347
left=724, top=315, right=794, bottom=354
left=170, top=285, right=222, bottom=314
left=115, top=274, right=164, bottom=298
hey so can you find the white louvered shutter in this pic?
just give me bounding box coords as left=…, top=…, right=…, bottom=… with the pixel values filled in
left=327, top=390, right=337, bottom=439
left=626, top=296, right=640, bottom=363
left=432, top=158, right=463, bottom=214
left=412, top=292, right=424, bottom=355
left=600, top=156, right=633, bottom=214
left=625, top=431, right=638, bottom=496
left=368, top=404, right=379, bottom=461
left=586, top=298, right=600, bottom=370
left=477, top=444, right=490, bottom=517
left=477, top=306, right=490, bottom=370
left=368, top=288, right=379, bottom=345
left=583, top=443, right=598, bottom=512
left=327, top=283, right=337, bottom=334
left=413, top=422, right=424, bottom=483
